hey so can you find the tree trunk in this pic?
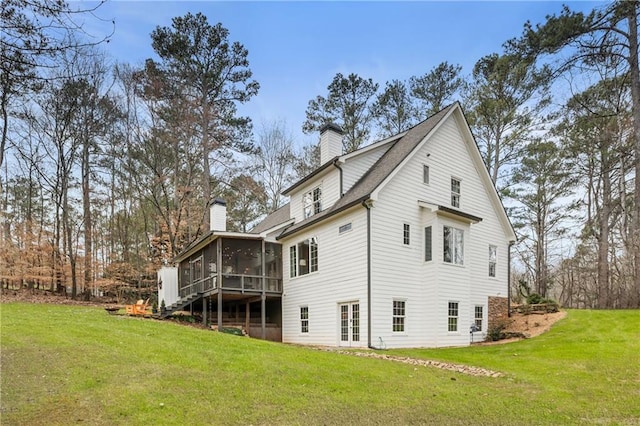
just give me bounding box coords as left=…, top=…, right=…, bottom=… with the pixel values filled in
left=0, top=81, right=8, bottom=171
left=598, top=146, right=611, bottom=309
left=202, top=100, right=211, bottom=232
left=627, top=5, right=640, bottom=309
left=492, top=129, right=501, bottom=184
left=536, top=202, right=546, bottom=297
left=82, top=134, right=92, bottom=298
left=62, top=169, right=77, bottom=299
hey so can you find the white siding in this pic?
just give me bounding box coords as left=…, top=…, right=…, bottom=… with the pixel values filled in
left=157, top=266, right=178, bottom=308
left=370, top=114, right=511, bottom=348
left=288, top=168, right=341, bottom=222
left=281, top=208, right=368, bottom=347
left=342, top=144, right=389, bottom=193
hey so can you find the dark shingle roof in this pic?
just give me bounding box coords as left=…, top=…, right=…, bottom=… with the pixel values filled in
left=278, top=104, right=456, bottom=239
left=250, top=203, right=291, bottom=234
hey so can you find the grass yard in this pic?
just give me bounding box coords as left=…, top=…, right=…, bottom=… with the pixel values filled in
left=1, top=304, right=638, bottom=425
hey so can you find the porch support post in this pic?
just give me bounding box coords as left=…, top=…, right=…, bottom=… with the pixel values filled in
left=261, top=291, right=266, bottom=340
left=261, top=238, right=266, bottom=340
left=202, top=296, right=207, bottom=325
left=217, top=237, right=223, bottom=329
left=245, top=301, right=250, bottom=336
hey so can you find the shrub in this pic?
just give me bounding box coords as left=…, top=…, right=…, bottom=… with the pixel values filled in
left=487, top=318, right=511, bottom=341
left=526, top=293, right=543, bottom=305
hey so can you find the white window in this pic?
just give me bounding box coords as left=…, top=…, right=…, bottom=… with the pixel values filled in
left=448, top=302, right=459, bottom=332
left=393, top=300, right=405, bottom=332
left=423, top=165, right=430, bottom=184
left=474, top=306, right=483, bottom=331
left=424, top=226, right=432, bottom=261
left=300, top=306, right=309, bottom=333
left=443, top=226, right=464, bottom=265
left=303, top=187, right=322, bottom=218
left=451, top=178, right=461, bottom=208
left=289, top=238, right=318, bottom=277
left=339, top=223, right=352, bottom=234
left=403, top=223, right=410, bottom=245
left=489, top=245, right=497, bottom=277
left=310, top=238, right=318, bottom=272
left=289, top=245, right=297, bottom=278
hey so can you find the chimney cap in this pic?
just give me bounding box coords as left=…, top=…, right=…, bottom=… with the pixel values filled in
left=210, top=198, right=226, bottom=206
left=319, top=122, right=343, bottom=135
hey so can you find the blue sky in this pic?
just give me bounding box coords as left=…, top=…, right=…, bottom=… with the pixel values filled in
left=86, top=1, right=603, bottom=147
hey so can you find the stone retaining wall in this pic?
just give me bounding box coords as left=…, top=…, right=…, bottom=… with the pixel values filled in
left=488, top=296, right=509, bottom=331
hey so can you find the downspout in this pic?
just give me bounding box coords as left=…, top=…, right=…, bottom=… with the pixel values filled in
left=508, top=241, right=514, bottom=318
left=362, top=199, right=373, bottom=349
left=333, top=159, right=344, bottom=197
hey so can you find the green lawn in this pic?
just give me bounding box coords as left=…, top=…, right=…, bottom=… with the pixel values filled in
left=1, top=304, right=638, bottom=425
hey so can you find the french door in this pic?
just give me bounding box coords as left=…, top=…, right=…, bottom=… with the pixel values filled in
left=339, top=302, right=360, bottom=346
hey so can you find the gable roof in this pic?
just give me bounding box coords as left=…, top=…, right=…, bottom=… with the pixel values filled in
left=250, top=203, right=291, bottom=234
left=278, top=104, right=456, bottom=239
left=282, top=157, right=339, bottom=196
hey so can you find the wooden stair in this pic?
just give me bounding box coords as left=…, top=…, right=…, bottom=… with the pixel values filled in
left=157, top=288, right=216, bottom=319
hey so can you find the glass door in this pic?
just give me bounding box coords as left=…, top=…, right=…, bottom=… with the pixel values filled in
left=339, top=302, right=360, bottom=346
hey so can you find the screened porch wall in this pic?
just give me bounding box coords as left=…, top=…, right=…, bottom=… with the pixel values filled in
left=221, top=238, right=282, bottom=292
left=178, top=238, right=282, bottom=297
left=178, top=240, right=217, bottom=297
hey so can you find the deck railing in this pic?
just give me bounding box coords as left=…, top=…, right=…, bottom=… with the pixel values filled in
left=178, top=274, right=282, bottom=299
left=179, top=276, right=217, bottom=298
left=220, top=274, right=282, bottom=293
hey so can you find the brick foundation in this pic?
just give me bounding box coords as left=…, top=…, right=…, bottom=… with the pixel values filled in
left=488, top=296, right=509, bottom=331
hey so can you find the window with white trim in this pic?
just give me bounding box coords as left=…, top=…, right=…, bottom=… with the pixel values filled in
left=392, top=300, right=406, bottom=332
left=300, top=306, right=309, bottom=333
left=303, top=187, right=322, bottom=219
left=489, top=245, right=497, bottom=277
left=423, top=165, right=430, bottom=184
left=443, top=226, right=464, bottom=265
left=448, top=302, right=459, bottom=332
left=403, top=223, right=410, bottom=245
left=424, top=226, right=432, bottom=261
left=451, top=178, right=461, bottom=208
left=289, top=245, right=297, bottom=278
left=289, top=238, right=318, bottom=278
left=474, top=305, right=483, bottom=331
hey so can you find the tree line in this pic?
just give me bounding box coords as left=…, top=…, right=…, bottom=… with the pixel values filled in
left=1, top=0, right=638, bottom=308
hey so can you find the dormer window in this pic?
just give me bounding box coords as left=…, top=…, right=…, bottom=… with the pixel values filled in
left=303, top=187, right=322, bottom=219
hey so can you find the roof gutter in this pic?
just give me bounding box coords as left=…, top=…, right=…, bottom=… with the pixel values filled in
left=277, top=195, right=369, bottom=240
left=508, top=240, right=514, bottom=318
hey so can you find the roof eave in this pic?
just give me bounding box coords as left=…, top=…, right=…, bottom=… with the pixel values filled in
left=277, top=196, right=369, bottom=240
left=282, top=157, right=339, bottom=195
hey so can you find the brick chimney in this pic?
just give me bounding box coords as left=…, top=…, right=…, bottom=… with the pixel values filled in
left=210, top=198, right=227, bottom=232
left=319, top=122, right=343, bottom=165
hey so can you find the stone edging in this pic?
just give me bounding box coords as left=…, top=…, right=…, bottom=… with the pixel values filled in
left=325, top=349, right=504, bottom=377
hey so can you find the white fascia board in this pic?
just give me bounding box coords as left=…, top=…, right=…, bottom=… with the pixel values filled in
left=417, top=200, right=439, bottom=212
left=338, top=132, right=406, bottom=163
left=214, top=231, right=263, bottom=239
left=259, top=219, right=295, bottom=239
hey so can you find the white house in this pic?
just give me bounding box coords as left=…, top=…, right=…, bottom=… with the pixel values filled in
left=253, top=102, right=516, bottom=348
left=162, top=103, right=516, bottom=348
